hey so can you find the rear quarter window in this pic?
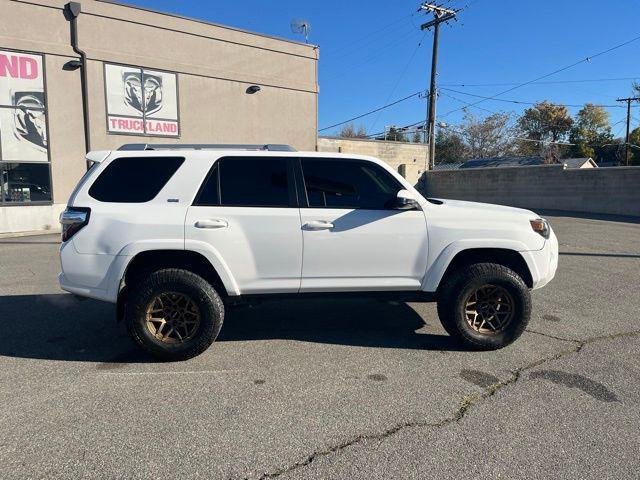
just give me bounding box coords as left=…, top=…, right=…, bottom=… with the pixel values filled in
left=88, top=156, right=184, bottom=203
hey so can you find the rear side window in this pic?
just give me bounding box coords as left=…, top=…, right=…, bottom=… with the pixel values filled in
left=204, top=156, right=290, bottom=207
left=88, top=156, right=184, bottom=203
left=301, top=159, right=402, bottom=209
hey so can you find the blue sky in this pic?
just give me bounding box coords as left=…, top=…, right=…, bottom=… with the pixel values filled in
left=125, top=0, right=640, bottom=138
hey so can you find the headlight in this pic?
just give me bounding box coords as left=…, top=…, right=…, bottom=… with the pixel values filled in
left=530, top=218, right=550, bottom=239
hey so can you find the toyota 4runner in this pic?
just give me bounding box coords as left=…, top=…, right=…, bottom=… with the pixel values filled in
left=59, top=144, right=558, bottom=360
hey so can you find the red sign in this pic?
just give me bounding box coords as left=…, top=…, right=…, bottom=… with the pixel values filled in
left=0, top=53, right=38, bottom=80
left=108, top=116, right=178, bottom=136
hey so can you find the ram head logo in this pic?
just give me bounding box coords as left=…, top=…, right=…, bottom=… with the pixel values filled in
left=123, top=71, right=163, bottom=115
left=12, top=91, right=47, bottom=151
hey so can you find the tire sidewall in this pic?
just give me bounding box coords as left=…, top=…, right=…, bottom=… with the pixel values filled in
left=454, top=274, right=528, bottom=349
left=127, top=269, right=223, bottom=360
left=438, top=263, right=531, bottom=350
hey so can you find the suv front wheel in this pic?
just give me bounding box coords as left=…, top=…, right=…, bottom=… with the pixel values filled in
left=126, top=268, right=224, bottom=361
left=437, top=263, right=531, bottom=350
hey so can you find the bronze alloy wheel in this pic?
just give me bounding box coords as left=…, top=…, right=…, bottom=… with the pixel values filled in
left=145, top=292, right=201, bottom=344
left=464, top=284, right=515, bottom=334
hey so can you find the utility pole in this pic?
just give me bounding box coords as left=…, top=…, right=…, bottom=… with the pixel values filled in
left=616, top=96, right=640, bottom=166
left=419, top=3, right=458, bottom=170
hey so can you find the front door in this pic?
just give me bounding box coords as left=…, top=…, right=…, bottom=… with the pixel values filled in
left=185, top=156, right=302, bottom=294
left=298, top=158, right=428, bottom=292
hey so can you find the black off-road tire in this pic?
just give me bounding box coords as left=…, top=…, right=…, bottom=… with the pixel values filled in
left=437, top=263, right=531, bottom=350
left=125, top=268, right=224, bottom=361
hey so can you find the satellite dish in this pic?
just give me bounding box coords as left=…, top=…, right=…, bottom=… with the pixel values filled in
left=290, top=18, right=311, bottom=43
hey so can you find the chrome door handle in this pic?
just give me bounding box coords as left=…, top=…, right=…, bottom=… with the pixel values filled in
left=195, top=219, right=228, bottom=229
left=303, top=220, right=334, bottom=230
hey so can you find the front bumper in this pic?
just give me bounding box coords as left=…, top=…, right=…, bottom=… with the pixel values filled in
left=520, top=229, right=558, bottom=290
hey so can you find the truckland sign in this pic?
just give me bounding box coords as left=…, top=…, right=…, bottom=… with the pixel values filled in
left=0, top=49, right=48, bottom=162
left=104, top=63, right=179, bottom=137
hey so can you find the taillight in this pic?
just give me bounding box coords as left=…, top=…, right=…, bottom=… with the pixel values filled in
left=60, top=207, right=91, bottom=242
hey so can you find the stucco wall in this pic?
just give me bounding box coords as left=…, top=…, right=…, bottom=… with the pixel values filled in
left=422, top=165, right=640, bottom=217
left=317, top=137, right=428, bottom=186
left=0, top=0, right=318, bottom=233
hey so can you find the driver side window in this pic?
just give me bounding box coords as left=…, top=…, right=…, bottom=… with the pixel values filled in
left=301, top=159, right=402, bottom=210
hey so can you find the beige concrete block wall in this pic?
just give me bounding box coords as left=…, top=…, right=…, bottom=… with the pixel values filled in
left=317, top=137, right=428, bottom=186
left=422, top=165, right=640, bottom=217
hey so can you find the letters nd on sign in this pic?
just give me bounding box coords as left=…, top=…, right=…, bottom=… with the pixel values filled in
left=0, top=49, right=48, bottom=162
left=104, top=63, right=179, bottom=137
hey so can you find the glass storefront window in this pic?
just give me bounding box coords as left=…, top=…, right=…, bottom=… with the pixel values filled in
left=1, top=162, right=51, bottom=203
left=0, top=48, right=51, bottom=205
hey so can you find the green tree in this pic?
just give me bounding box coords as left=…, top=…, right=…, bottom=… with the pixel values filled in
left=435, top=128, right=467, bottom=164
left=568, top=104, right=613, bottom=161
left=629, top=127, right=640, bottom=165
left=412, top=130, right=423, bottom=143
left=516, top=101, right=573, bottom=161
left=386, top=126, right=407, bottom=142
left=460, top=112, right=514, bottom=159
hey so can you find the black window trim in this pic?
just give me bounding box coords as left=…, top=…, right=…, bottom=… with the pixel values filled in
left=192, top=162, right=220, bottom=207
left=192, top=156, right=299, bottom=209
left=298, top=157, right=404, bottom=211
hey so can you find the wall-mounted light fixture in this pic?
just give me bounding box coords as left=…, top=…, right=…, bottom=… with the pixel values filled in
left=63, top=59, right=83, bottom=71
left=246, top=85, right=261, bottom=94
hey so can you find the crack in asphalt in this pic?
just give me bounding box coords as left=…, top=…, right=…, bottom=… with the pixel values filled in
left=525, top=328, right=581, bottom=344
left=253, top=329, right=640, bottom=480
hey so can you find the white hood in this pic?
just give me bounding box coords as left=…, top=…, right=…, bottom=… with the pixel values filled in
left=428, top=198, right=538, bottom=220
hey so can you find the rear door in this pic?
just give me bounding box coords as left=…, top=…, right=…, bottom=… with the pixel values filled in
left=185, top=156, right=303, bottom=294
left=297, top=158, right=428, bottom=292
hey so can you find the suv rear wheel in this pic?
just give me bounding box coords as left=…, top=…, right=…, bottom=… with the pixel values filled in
left=437, top=263, right=531, bottom=350
left=126, top=268, right=224, bottom=361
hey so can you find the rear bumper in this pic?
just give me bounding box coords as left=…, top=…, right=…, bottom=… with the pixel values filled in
left=58, top=272, right=113, bottom=302
left=521, top=229, right=558, bottom=290
left=58, top=240, right=130, bottom=304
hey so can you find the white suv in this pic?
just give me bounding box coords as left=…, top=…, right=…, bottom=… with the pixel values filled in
left=59, top=144, right=558, bottom=360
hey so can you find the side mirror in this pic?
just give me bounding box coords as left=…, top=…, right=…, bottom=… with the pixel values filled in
left=391, top=189, right=421, bottom=210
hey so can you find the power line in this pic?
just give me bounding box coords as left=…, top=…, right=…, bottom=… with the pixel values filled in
left=438, top=32, right=640, bottom=120
left=340, top=9, right=640, bottom=145
left=323, top=27, right=423, bottom=80
left=372, top=98, right=633, bottom=143
left=438, top=90, right=498, bottom=115
left=440, top=87, right=629, bottom=108
left=440, top=76, right=640, bottom=87
left=370, top=31, right=429, bottom=132
left=328, top=22, right=419, bottom=63
left=322, top=14, right=415, bottom=57
left=319, top=89, right=426, bottom=132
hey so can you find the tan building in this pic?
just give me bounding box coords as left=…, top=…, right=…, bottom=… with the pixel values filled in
left=317, top=136, right=428, bottom=186
left=0, top=0, right=319, bottom=234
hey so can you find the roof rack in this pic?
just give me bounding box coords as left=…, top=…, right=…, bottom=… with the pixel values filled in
left=117, top=143, right=297, bottom=152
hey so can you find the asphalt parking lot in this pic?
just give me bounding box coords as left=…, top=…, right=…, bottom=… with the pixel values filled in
left=1, top=212, right=639, bottom=479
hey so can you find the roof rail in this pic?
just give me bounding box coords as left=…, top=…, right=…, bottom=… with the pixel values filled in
left=117, top=143, right=297, bottom=152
